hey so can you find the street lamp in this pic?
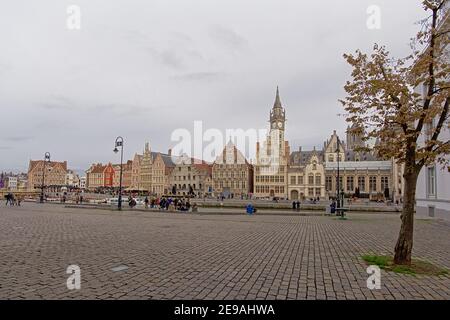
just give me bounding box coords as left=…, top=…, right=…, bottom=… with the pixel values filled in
left=40, top=152, right=51, bottom=203
left=335, top=139, right=341, bottom=211
left=113, top=136, right=124, bottom=211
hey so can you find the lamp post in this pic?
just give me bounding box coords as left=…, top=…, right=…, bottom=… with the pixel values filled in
left=335, top=139, right=342, bottom=213
left=40, top=152, right=51, bottom=203
left=113, top=137, right=124, bottom=211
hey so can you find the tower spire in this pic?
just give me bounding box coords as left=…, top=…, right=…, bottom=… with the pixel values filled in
left=273, top=86, right=282, bottom=109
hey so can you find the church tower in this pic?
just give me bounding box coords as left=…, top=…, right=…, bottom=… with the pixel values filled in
left=270, top=86, right=286, bottom=131
left=254, top=87, right=290, bottom=199
left=140, top=142, right=153, bottom=192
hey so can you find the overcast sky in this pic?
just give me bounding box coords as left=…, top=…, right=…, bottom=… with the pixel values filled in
left=0, top=0, right=425, bottom=173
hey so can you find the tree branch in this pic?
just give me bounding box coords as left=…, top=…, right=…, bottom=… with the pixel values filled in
left=432, top=86, right=450, bottom=94
left=417, top=96, right=450, bottom=168
left=415, top=7, right=439, bottom=136
left=377, top=62, right=409, bottom=134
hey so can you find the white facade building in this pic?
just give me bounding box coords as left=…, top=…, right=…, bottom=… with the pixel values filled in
left=79, top=176, right=86, bottom=189
left=416, top=2, right=449, bottom=220
left=65, top=170, right=80, bottom=187
left=7, top=177, right=18, bottom=191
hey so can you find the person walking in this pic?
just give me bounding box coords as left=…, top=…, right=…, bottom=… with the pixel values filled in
left=144, top=196, right=149, bottom=209
left=5, top=193, right=11, bottom=206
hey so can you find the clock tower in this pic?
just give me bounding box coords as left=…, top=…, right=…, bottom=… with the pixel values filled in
left=269, top=86, right=286, bottom=132
left=254, top=86, right=290, bottom=200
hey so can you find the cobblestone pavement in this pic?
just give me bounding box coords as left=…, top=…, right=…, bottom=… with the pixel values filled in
left=0, top=203, right=449, bottom=300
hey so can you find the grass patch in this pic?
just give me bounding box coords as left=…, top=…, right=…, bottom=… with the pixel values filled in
left=362, top=255, right=449, bottom=276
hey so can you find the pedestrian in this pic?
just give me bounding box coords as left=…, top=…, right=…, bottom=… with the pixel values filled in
left=5, top=193, right=11, bottom=206
left=144, top=196, right=149, bottom=209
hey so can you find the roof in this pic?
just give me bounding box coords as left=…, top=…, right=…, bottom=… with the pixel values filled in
left=28, top=160, right=68, bottom=173
left=290, top=150, right=324, bottom=166
left=325, top=161, right=392, bottom=170
left=273, top=86, right=282, bottom=109
left=193, top=163, right=213, bottom=176
left=88, top=164, right=106, bottom=174
left=213, top=141, right=249, bottom=165
left=343, top=150, right=380, bottom=161
left=159, top=153, right=177, bottom=167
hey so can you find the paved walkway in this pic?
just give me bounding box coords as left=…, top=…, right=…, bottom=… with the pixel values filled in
left=0, top=203, right=449, bottom=300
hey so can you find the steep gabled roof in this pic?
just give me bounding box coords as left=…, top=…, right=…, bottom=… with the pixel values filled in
left=290, top=149, right=324, bottom=166
left=28, top=160, right=68, bottom=173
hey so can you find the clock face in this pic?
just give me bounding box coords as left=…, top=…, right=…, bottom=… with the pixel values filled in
left=277, top=122, right=283, bottom=129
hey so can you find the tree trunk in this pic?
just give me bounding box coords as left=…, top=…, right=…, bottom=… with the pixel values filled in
left=393, top=160, right=419, bottom=265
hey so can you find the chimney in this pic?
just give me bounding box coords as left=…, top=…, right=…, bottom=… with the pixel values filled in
left=168, top=149, right=172, bottom=156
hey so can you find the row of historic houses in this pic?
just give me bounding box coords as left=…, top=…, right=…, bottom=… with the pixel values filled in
left=79, top=87, right=403, bottom=202
left=24, top=87, right=404, bottom=201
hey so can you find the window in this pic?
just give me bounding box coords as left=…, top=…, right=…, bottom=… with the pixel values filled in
left=308, top=188, right=314, bottom=196
left=325, top=176, right=332, bottom=191
left=313, top=162, right=317, bottom=170
left=346, top=176, right=354, bottom=192
left=308, top=174, right=314, bottom=185
left=328, top=155, right=334, bottom=162
left=381, top=176, right=389, bottom=192
left=298, top=176, right=304, bottom=185
left=290, top=176, right=296, bottom=185
left=315, top=174, right=321, bottom=185
left=358, top=176, right=365, bottom=192
left=369, top=176, right=377, bottom=192
left=427, top=166, right=436, bottom=198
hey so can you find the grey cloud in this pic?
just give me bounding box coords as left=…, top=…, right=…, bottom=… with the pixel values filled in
left=91, top=104, right=154, bottom=117
left=37, top=95, right=74, bottom=111
left=2, top=136, right=32, bottom=142
left=209, top=25, right=247, bottom=51
left=160, top=50, right=185, bottom=69
left=172, top=72, right=227, bottom=82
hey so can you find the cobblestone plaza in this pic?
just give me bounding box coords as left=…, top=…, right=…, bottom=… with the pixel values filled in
left=0, top=203, right=449, bottom=300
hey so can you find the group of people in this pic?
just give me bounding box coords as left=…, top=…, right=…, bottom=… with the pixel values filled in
left=4, top=193, right=22, bottom=206
left=292, top=201, right=301, bottom=211
left=140, top=196, right=198, bottom=212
